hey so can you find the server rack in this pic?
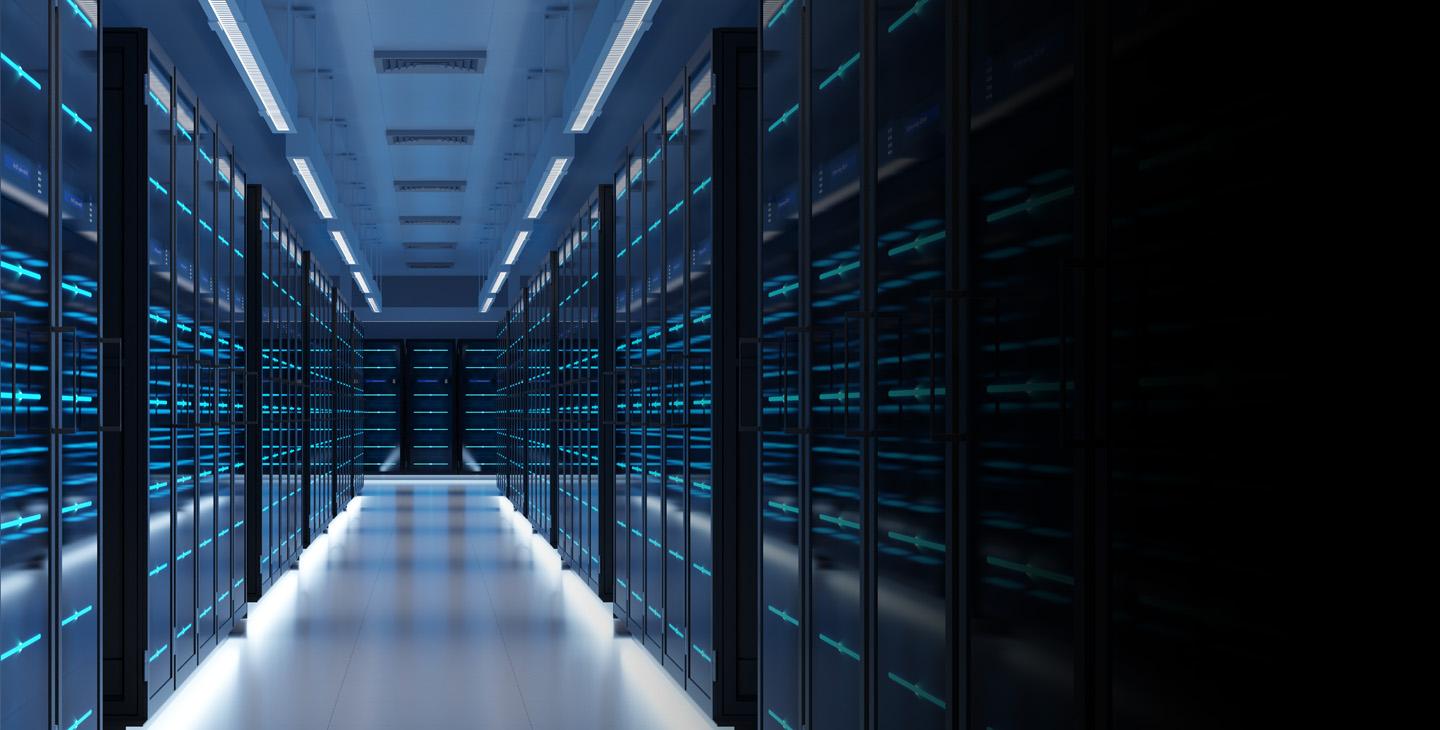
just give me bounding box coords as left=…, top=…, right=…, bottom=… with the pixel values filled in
left=405, top=340, right=457, bottom=473
left=99, top=26, right=247, bottom=728
left=522, top=258, right=557, bottom=540
left=301, top=258, right=336, bottom=545
left=498, top=307, right=524, bottom=504
left=757, top=2, right=957, bottom=727
left=553, top=189, right=614, bottom=600
left=1, top=2, right=103, bottom=728
left=460, top=339, right=506, bottom=478
left=458, top=339, right=503, bottom=475
left=359, top=340, right=403, bottom=474
left=244, top=184, right=304, bottom=600
left=337, top=309, right=362, bottom=505
left=606, top=29, right=759, bottom=726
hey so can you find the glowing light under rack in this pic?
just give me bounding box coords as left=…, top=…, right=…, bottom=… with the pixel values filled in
left=204, top=0, right=292, bottom=132
left=570, top=0, right=656, bottom=133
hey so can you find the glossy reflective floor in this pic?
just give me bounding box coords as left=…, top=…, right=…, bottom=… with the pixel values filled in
left=142, top=478, right=714, bottom=730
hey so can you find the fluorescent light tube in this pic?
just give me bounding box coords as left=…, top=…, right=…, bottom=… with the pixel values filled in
left=481, top=296, right=495, bottom=313
left=291, top=157, right=335, bottom=219
left=352, top=271, right=371, bottom=295
left=505, top=231, right=530, bottom=265
left=330, top=230, right=356, bottom=265
left=490, top=270, right=509, bottom=294
left=571, top=0, right=655, bottom=133
left=526, top=157, right=570, bottom=219
left=205, top=0, right=292, bottom=132
left=366, top=296, right=379, bottom=313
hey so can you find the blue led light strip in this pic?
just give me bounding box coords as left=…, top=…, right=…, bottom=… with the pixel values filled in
left=819, top=52, right=861, bottom=90
left=767, top=103, right=799, bottom=133
left=61, top=104, right=94, bottom=132
left=61, top=605, right=94, bottom=626
left=887, top=0, right=932, bottom=33
left=1, top=633, right=42, bottom=661
left=66, top=709, right=94, bottom=730
left=887, top=671, right=947, bottom=708
left=1, top=52, right=42, bottom=90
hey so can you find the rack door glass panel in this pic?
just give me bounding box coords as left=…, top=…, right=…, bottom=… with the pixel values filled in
left=758, top=2, right=804, bottom=727
left=407, top=341, right=454, bottom=472
left=1, top=0, right=55, bottom=725
left=58, top=0, right=103, bottom=726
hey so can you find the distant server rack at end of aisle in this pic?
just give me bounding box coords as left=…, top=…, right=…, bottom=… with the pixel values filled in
left=553, top=187, right=614, bottom=600
left=406, top=340, right=458, bottom=473
left=459, top=339, right=503, bottom=475
left=2, top=3, right=103, bottom=729
left=100, top=27, right=248, bottom=727
left=244, top=183, right=306, bottom=601
left=359, top=340, right=404, bottom=474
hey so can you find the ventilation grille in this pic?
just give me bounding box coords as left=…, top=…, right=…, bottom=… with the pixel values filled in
left=400, top=215, right=461, bottom=226
left=375, top=50, right=486, bottom=74
left=406, top=261, right=455, bottom=270
left=394, top=179, right=467, bottom=193
left=403, top=241, right=458, bottom=250
left=387, top=129, right=474, bottom=146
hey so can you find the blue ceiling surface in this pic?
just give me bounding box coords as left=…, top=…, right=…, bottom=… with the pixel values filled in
left=109, top=0, right=753, bottom=333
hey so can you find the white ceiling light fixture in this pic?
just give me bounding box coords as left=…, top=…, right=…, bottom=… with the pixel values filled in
left=201, top=0, right=294, bottom=133
left=504, top=230, right=531, bottom=266
left=490, top=270, right=509, bottom=295
left=481, top=296, right=495, bottom=313
left=329, top=229, right=356, bottom=266
left=366, top=296, right=380, bottom=313
left=352, top=271, right=371, bottom=295
left=290, top=157, right=335, bottom=219
left=569, top=0, right=659, bottom=133
left=526, top=157, right=571, bottom=220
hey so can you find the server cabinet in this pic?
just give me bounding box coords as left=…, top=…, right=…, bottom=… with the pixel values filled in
left=405, top=340, right=456, bottom=472
left=100, top=26, right=247, bottom=728
left=498, top=308, right=524, bottom=504
left=336, top=309, right=361, bottom=506
left=458, top=339, right=502, bottom=475
left=244, top=184, right=304, bottom=600
left=605, top=29, right=758, bottom=727
left=758, top=0, right=957, bottom=725
left=1, top=2, right=103, bottom=728
left=553, top=189, right=614, bottom=600
left=359, top=340, right=403, bottom=474
left=522, top=259, right=556, bottom=540
left=302, top=258, right=336, bottom=544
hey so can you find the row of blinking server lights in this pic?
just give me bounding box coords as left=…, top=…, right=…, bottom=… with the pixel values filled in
left=1, top=24, right=364, bottom=730
left=491, top=1, right=1287, bottom=727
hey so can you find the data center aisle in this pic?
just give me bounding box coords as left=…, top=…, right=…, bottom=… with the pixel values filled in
left=141, top=478, right=714, bottom=730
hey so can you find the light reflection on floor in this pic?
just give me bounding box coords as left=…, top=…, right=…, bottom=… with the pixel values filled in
left=142, top=477, right=714, bottom=730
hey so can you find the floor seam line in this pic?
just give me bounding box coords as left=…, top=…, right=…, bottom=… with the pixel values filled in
left=472, top=495, right=537, bottom=730
left=324, top=503, right=390, bottom=730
